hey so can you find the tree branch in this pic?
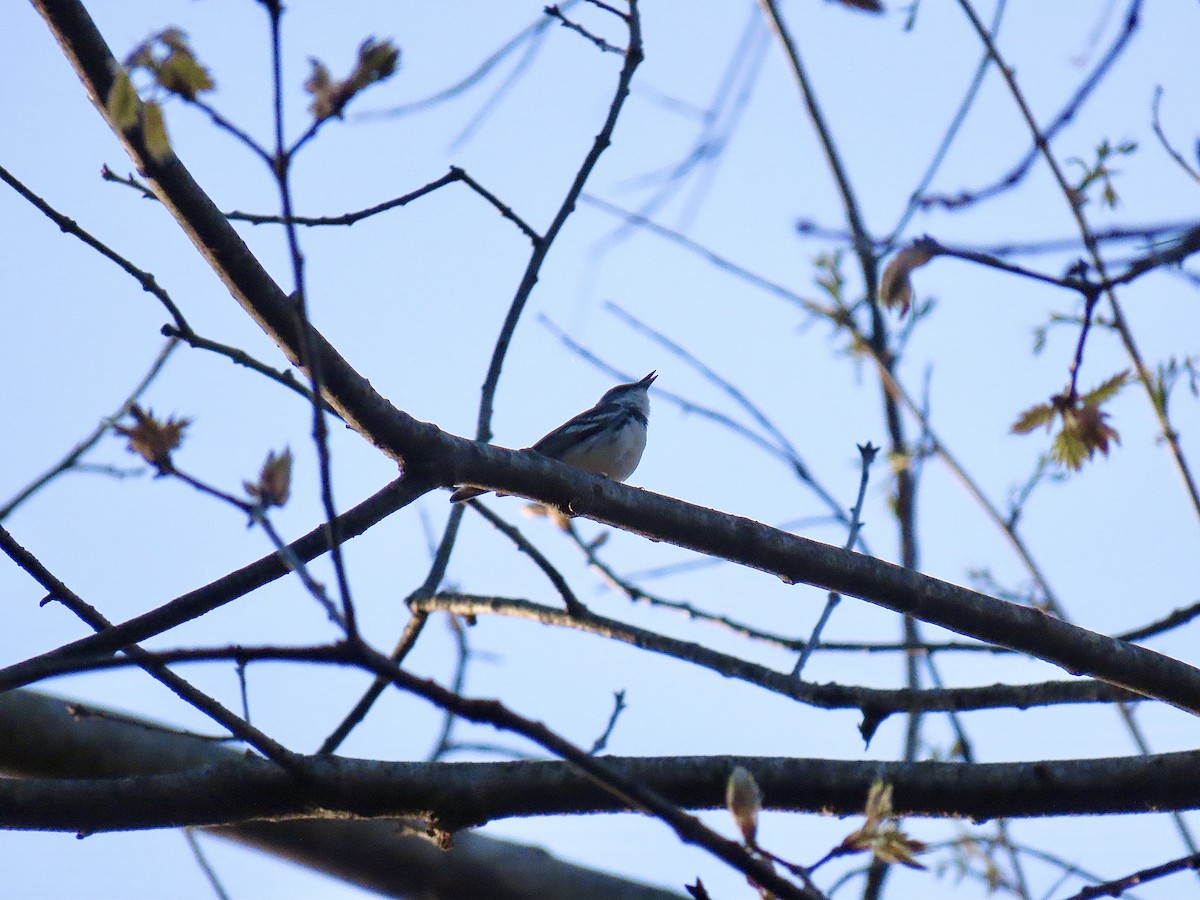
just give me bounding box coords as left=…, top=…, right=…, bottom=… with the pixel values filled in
left=0, top=689, right=683, bottom=900
left=4, top=689, right=1199, bottom=831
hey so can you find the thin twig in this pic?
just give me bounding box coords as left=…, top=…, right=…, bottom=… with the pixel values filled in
left=540, top=313, right=871, bottom=550
left=595, top=8, right=767, bottom=248
left=1150, top=86, right=1200, bottom=186
left=0, top=526, right=302, bottom=772
left=411, top=593, right=1140, bottom=717
left=226, top=166, right=539, bottom=242
left=922, top=0, right=1143, bottom=211
left=0, top=479, right=421, bottom=698
left=160, top=324, right=331, bottom=412
left=467, top=500, right=587, bottom=615
left=1065, top=850, right=1200, bottom=900
left=545, top=5, right=623, bottom=54
left=359, top=6, right=566, bottom=119
left=887, top=0, right=1007, bottom=243
left=0, top=338, right=178, bottom=520
left=956, top=0, right=1200, bottom=870
left=590, top=689, right=627, bottom=754
left=262, top=4, right=360, bottom=642
left=427, top=614, right=472, bottom=761
left=792, top=443, right=876, bottom=677
left=473, top=3, right=644, bottom=444
left=183, top=830, right=232, bottom=900
left=0, top=163, right=189, bottom=330
left=319, top=500, right=468, bottom=755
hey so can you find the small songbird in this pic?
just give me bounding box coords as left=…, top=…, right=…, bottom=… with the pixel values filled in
left=450, top=371, right=657, bottom=503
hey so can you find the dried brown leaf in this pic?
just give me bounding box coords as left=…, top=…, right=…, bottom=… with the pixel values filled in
left=879, top=240, right=938, bottom=313
left=245, top=447, right=293, bottom=508
left=115, top=404, right=189, bottom=473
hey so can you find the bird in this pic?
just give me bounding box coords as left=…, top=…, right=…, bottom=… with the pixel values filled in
left=450, top=371, right=657, bottom=503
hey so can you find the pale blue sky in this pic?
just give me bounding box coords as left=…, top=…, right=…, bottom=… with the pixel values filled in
left=3, top=2, right=1200, bottom=897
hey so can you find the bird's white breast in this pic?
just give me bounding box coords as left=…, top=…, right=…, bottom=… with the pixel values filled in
left=560, top=416, right=648, bottom=482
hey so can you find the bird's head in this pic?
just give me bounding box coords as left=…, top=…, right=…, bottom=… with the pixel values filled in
left=600, top=371, right=656, bottom=414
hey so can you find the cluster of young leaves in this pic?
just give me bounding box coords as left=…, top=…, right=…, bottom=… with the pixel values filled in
left=123, top=28, right=215, bottom=101
left=1066, top=137, right=1138, bottom=210
left=244, top=447, right=294, bottom=509
left=720, top=768, right=926, bottom=898
left=826, top=781, right=927, bottom=872
left=943, top=832, right=1016, bottom=895
left=115, top=406, right=292, bottom=509
left=114, top=405, right=190, bottom=475
left=1030, top=310, right=1115, bottom=356
left=1011, top=371, right=1129, bottom=470
left=806, top=250, right=865, bottom=347
left=813, top=250, right=847, bottom=306
left=305, top=37, right=400, bottom=122
left=106, top=29, right=215, bottom=162
left=1151, top=355, right=1200, bottom=417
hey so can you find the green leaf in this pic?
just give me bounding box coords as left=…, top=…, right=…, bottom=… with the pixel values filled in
left=1082, top=369, right=1129, bottom=405
left=107, top=67, right=140, bottom=132
left=141, top=101, right=172, bottom=162
left=1052, top=427, right=1088, bottom=470
left=1031, top=325, right=1048, bottom=355
left=351, top=37, right=400, bottom=90
left=1011, top=403, right=1056, bottom=434
left=157, top=49, right=214, bottom=99
left=813, top=251, right=846, bottom=304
